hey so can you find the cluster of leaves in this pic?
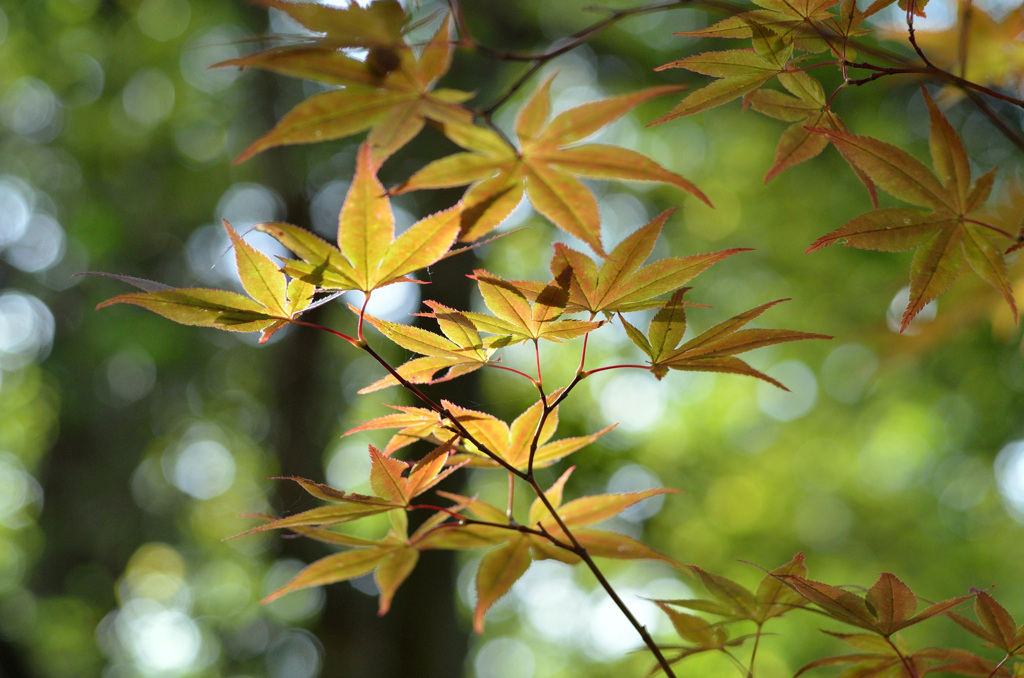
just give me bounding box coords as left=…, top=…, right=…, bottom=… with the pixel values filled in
left=649, top=0, right=1022, bottom=331
left=655, top=554, right=1024, bottom=677
left=94, top=0, right=1024, bottom=676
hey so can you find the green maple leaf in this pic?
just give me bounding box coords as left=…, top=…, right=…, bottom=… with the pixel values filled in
left=807, top=89, right=1016, bottom=332
left=259, top=142, right=460, bottom=294
left=396, top=77, right=710, bottom=254
left=623, top=294, right=830, bottom=386
left=222, top=10, right=472, bottom=162
left=97, top=221, right=314, bottom=341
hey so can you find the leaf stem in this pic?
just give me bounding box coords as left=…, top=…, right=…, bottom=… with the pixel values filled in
left=884, top=635, right=918, bottom=678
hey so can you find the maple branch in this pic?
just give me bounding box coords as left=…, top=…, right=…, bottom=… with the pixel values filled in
left=904, top=1, right=934, bottom=69
left=884, top=635, right=919, bottom=678
left=844, top=62, right=1024, bottom=109
left=526, top=475, right=679, bottom=677
left=358, top=341, right=529, bottom=479
left=957, top=0, right=973, bottom=80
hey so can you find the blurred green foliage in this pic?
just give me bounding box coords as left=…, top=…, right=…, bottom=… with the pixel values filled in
left=2, top=0, right=1023, bottom=677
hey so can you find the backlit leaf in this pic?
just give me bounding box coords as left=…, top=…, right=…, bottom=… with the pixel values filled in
left=474, top=535, right=532, bottom=632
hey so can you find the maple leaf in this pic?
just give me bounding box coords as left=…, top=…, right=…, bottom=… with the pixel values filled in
left=677, top=0, right=849, bottom=52
left=781, top=572, right=972, bottom=637
left=651, top=46, right=790, bottom=125
left=358, top=305, right=493, bottom=393
left=222, top=11, right=472, bottom=162
left=623, top=294, right=830, bottom=386
left=536, top=209, right=749, bottom=315
left=462, top=270, right=604, bottom=345
left=96, top=221, right=314, bottom=342
left=258, top=142, right=460, bottom=294
left=807, top=89, right=1016, bottom=331
left=396, top=77, right=710, bottom=254
left=949, top=591, right=1024, bottom=655
left=658, top=554, right=808, bottom=625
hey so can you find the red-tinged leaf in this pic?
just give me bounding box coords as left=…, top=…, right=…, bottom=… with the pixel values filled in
left=534, top=85, right=686, bottom=146
left=656, top=603, right=728, bottom=647
left=756, top=552, right=807, bottom=618
left=369, top=446, right=410, bottom=505
left=544, top=488, right=679, bottom=530
left=263, top=547, right=394, bottom=604
left=963, top=223, right=1017, bottom=323
left=922, top=88, right=971, bottom=207
left=574, top=528, right=678, bottom=563
left=373, top=204, right=460, bottom=287
left=524, top=162, right=603, bottom=255
left=544, top=144, right=712, bottom=206
left=223, top=220, right=288, bottom=316
left=649, top=72, right=778, bottom=124
left=903, top=227, right=964, bottom=331
left=443, top=401, right=510, bottom=458
left=901, top=593, right=973, bottom=630
left=474, top=535, right=532, bottom=632
left=97, top=289, right=281, bottom=333
left=764, top=115, right=831, bottom=183
left=974, top=592, right=1018, bottom=651
left=516, top=74, right=555, bottom=144
left=690, top=566, right=760, bottom=618
left=793, top=653, right=897, bottom=677
left=806, top=209, right=954, bottom=253
left=236, top=88, right=410, bottom=164
left=257, top=221, right=361, bottom=290
left=405, top=440, right=462, bottom=499
left=782, top=575, right=877, bottom=631
left=661, top=355, right=788, bottom=390
left=375, top=547, right=419, bottom=615
left=965, top=167, right=997, bottom=212
left=865, top=573, right=918, bottom=635
left=528, top=467, right=575, bottom=526
left=807, top=127, right=953, bottom=212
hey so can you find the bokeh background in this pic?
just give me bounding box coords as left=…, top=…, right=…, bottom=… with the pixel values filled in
left=2, top=0, right=1024, bottom=676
